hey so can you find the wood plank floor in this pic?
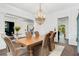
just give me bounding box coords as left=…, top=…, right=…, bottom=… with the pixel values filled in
left=0, top=43, right=78, bottom=56
left=56, top=43, right=77, bottom=56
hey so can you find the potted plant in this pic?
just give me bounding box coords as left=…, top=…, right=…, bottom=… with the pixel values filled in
left=15, top=26, right=21, bottom=37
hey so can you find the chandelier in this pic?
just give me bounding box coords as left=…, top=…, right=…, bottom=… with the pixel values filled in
left=35, top=3, right=45, bottom=25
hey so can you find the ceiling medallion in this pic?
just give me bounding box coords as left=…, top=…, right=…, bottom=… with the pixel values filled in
left=35, top=3, right=45, bottom=25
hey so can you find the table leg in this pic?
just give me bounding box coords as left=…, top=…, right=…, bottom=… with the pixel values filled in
left=27, top=47, right=33, bottom=56
left=29, top=47, right=33, bottom=56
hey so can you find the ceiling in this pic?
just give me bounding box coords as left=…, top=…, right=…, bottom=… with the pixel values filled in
left=0, top=3, right=79, bottom=17
left=6, top=3, right=79, bottom=15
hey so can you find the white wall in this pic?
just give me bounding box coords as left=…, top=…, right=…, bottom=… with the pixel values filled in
left=50, top=7, right=78, bottom=46
left=0, top=12, right=5, bottom=34
left=34, top=6, right=79, bottom=46
left=0, top=12, right=6, bottom=49
left=0, top=4, right=34, bottom=34
left=0, top=4, right=34, bottom=49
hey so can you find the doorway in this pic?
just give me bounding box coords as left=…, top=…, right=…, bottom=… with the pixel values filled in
left=58, top=17, right=69, bottom=44
left=5, top=21, right=14, bottom=36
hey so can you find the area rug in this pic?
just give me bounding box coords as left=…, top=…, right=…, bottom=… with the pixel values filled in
left=49, top=45, right=65, bottom=56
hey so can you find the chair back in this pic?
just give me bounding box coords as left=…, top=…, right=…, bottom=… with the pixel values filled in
left=27, top=32, right=32, bottom=39
left=43, top=33, right=51, bottom=47
left=41, top=33, right=50, bottom=56
left=35, top=31, right=40, bottom=38
left=50, top=32, right=56, bottom=41
left=53, top=32, right=56, bottom=38
left=4, top=37, right=16, bottom=56
left=49, top=31, right=53, bottom=34
left=49, top=32, right=56, bottom=51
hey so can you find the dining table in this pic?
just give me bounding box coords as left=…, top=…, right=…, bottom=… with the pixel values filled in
left=16, top=36, right=44, bottom=56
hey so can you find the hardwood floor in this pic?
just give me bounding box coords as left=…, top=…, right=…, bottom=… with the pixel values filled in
left=0, top=49, right=7, bottom=56
left=55, top=42, right=77, bottom=56
left=61, top=45, right=77, bottom=56
left=0, top=43, right=78, bottom=56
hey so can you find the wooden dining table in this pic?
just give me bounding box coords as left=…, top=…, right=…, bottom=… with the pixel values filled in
left=16, top=36, right=44, bottom=56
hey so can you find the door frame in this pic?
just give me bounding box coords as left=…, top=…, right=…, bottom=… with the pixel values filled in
left=57, top=16, right=69, bottom=44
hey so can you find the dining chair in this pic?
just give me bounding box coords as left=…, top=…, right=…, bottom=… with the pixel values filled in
left=3, top=36, right=28, bottom=56
left=35, top=31, right=40, bottom=38
left=49, top=31, right=53, bottom=34
left=26, top=32, right=32, bottom=39
left=40, top=33, right=50, bottom=56
left=50, top=32, right=56, bottom=42
left=48, top=31, right=54, bottom=51
left=50, top=32, right=56, bottom=51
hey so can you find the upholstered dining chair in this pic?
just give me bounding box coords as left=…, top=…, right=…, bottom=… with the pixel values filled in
left=3, top=36, right=27, bottom=56
left=40, top=33, right=50, bottom=56
left=50, top=32, right=56, bottom=42
left=26, top=32, right=32, bottom=39
left=49, top=31, right=53, bottom=34
left=48, top=31, right=54, bottom=51
left=49, top=32, right=56, bottom=51
left=35, top=31, right=40, bottom=38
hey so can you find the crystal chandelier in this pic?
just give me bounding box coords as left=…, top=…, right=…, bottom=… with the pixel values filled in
left=35, top=3, right=45, bottom=25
